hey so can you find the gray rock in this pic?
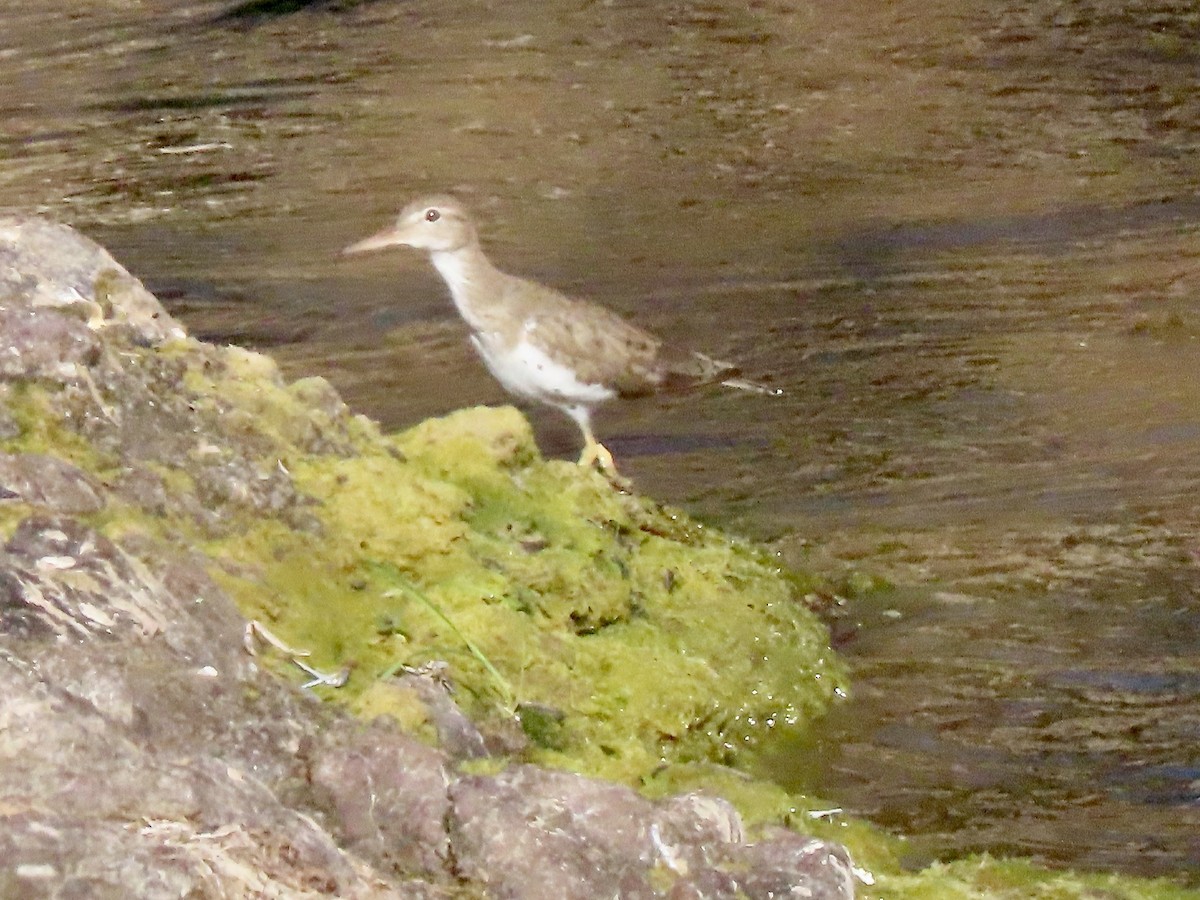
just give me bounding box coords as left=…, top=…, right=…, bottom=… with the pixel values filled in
left=0, top=515, right=170, bottom=640
left=446, top=767, right=679, bottom=900
left=0, top=644, right=404, bottom=899
left=112, top=464, right=171, bottom=515
left=668, top=868, right=742, bottom=900
left=0, top=216, right=185, bottom=345
left=0, top=452, right=105, bottom=513
left=311, top=724, right=452, bottom=877
left=446, top=765, right=857, bottom=899
left=0, top=307, right=101, bottom=381
left=725, top=827, right=858, bottom=900
left=395, top=665, right=494, bottom=761
left=651, top=792, right=745, bottom=872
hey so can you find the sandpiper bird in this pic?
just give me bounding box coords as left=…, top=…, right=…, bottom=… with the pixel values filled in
left=344, top=195, right=776, bottom=474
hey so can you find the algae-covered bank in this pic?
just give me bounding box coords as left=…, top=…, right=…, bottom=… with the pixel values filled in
left=0, top=218, right=1194, bottom=899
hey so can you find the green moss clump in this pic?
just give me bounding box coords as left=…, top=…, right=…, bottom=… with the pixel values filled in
left=874, top=857, right=1199, bottom=899
left=0, top=382, right=115, bottom=469
left=204, top=405, right=845, bottom=784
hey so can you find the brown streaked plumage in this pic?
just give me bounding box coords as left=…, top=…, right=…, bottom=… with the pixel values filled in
left=343, top=195, right=776, bottom=474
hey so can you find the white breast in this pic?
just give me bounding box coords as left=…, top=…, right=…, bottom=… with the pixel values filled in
left=470, top=331, right=615, bottom=409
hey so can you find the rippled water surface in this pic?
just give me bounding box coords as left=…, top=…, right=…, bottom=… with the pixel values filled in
left=3, top=0, right=1199, bottom=883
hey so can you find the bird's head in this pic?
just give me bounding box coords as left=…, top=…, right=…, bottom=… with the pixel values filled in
left=343, top=195, right=476, bottom=256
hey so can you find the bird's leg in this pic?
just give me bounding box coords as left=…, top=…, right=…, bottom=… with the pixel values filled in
left=564, top=405, right=620, bottom=477
left=582, top=437, right=630, bottom=489
left=578, top=434, right=617, bottom=474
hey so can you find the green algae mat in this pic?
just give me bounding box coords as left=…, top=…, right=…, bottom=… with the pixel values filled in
left=213, top=401, right=845, bottom=785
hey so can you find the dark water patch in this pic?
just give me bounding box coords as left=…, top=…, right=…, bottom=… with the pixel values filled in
left=1114, top=765, right=1200, bottom=806
left=93, top=169, right=271, bottom=197
left=89, top=88, right=318, bottom=114
left=218, top=0, right=348, bottom=19
left=607, top=431, right=765, bottom=458
left=829, top=194, right=1200, bottom=279
left=1141, top=421, right=1200, bottom=445
left=1050, top=667, right=1200, bottom=694
left=0, top=129, right=92, bottom=150
left=213, top=0, right=384, bottom=24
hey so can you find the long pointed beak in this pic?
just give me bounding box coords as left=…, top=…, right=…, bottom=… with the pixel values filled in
left=342, top=224, right=410, bottom=256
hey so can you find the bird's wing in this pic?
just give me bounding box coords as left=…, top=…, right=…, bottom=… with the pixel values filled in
left=500, top=276, right=745, bottom=396
left=502, top=278, right=667, bottom=395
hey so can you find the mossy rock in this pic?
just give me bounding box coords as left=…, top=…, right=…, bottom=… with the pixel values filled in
left=206, top=404, right=845, bottom=783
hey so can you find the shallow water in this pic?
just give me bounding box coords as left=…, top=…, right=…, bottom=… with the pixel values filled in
left=3, top=0, right=1200, bottom=883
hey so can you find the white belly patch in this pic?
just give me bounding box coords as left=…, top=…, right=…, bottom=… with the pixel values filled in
left=471, top=333, right=615, bottom=408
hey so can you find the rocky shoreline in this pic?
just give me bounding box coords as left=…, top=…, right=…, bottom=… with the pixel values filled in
left=0, top=219, right=1190, bottom=898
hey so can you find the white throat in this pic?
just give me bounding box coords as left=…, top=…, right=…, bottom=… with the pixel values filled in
left=429, top=248, right=490, bottom=329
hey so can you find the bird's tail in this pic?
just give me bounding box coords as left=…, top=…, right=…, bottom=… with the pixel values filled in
left=721, top=376, right=783, bottom=396
left=662, top=351, right=783, bottom=395
left=694, top=351, right=784, bottom=396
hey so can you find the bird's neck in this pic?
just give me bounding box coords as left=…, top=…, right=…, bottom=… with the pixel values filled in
left=429, top=243, right=505, bottom=331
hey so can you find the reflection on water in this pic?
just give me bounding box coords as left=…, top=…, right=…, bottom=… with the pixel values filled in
left=3, top=0, right=1200, bottom=883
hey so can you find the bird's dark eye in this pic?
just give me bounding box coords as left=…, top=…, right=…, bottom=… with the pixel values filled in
left=424, top=208, right=440, bottom=222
